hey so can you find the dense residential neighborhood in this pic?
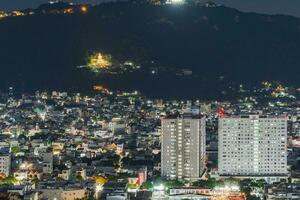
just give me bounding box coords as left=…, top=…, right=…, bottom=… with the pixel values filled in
left=0, top=81, right=298, bottom=199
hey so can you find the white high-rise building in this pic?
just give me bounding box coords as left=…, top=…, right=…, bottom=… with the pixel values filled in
left=218, top=115, right=288, bottom=182
left=0, top=153, right=11, bottom=176
left=161, top=112, right=206, bottom=182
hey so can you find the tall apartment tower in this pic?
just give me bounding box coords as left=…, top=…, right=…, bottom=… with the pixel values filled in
left=161, top=112, right=206, bottom=182
left=218, top=115, right=288, bottom=183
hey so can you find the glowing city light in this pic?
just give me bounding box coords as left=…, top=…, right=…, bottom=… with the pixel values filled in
left=87, top=52, right=112, bottom=71
left=170, top=0, right=185, bottom=4
left=64, top=8, right=74, bottom=14
left=81, top=5, right=88, bottom=13
left=153, top=184, right=165, bottom=191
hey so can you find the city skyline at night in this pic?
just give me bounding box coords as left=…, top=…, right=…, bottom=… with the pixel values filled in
left=0, top=0, right=300, bottom=199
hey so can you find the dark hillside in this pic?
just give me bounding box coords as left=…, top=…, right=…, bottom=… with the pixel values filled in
left=1, top=2, right=300, bottom=98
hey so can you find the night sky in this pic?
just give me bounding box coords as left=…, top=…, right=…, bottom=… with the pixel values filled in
left=1, top=0, right=300, bottom=18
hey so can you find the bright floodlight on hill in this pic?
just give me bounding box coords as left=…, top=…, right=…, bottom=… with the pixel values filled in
left=171, top=0, right=185, bottom=4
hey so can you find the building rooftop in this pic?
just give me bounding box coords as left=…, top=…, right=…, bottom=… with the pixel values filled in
left=163, top=112, right=204, bottom=119
left=220, top=114, right=287, bottom=119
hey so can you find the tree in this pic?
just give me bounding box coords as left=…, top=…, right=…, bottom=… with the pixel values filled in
left=31, top=177, right=39, bottom=185
left=192, top=178, right=221, bottom=189
left=164, top=180, right=185, bottom=188
left=0, top=176, right=17, bottom=185
left=141, top=180, right=153, bottom=190
left=11, top=146, right=20, bottom=155
left=224, top=177, right=239, bottom=185
left=239, top=179, right=266, bottom=200
left=247, top=195, right=261, bottom=200
left=76, top=175, right=84, bottom=182
left=192, top=180, right=207, bottom=187
left=239, top=179, right=252, bottom=196
left=251, top=179, right=266, bottom=188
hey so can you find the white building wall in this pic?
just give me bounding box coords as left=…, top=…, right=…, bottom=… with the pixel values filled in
left=218, top=115, right=287, bottom=177
left=161, top=115, right=206, bottom=182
